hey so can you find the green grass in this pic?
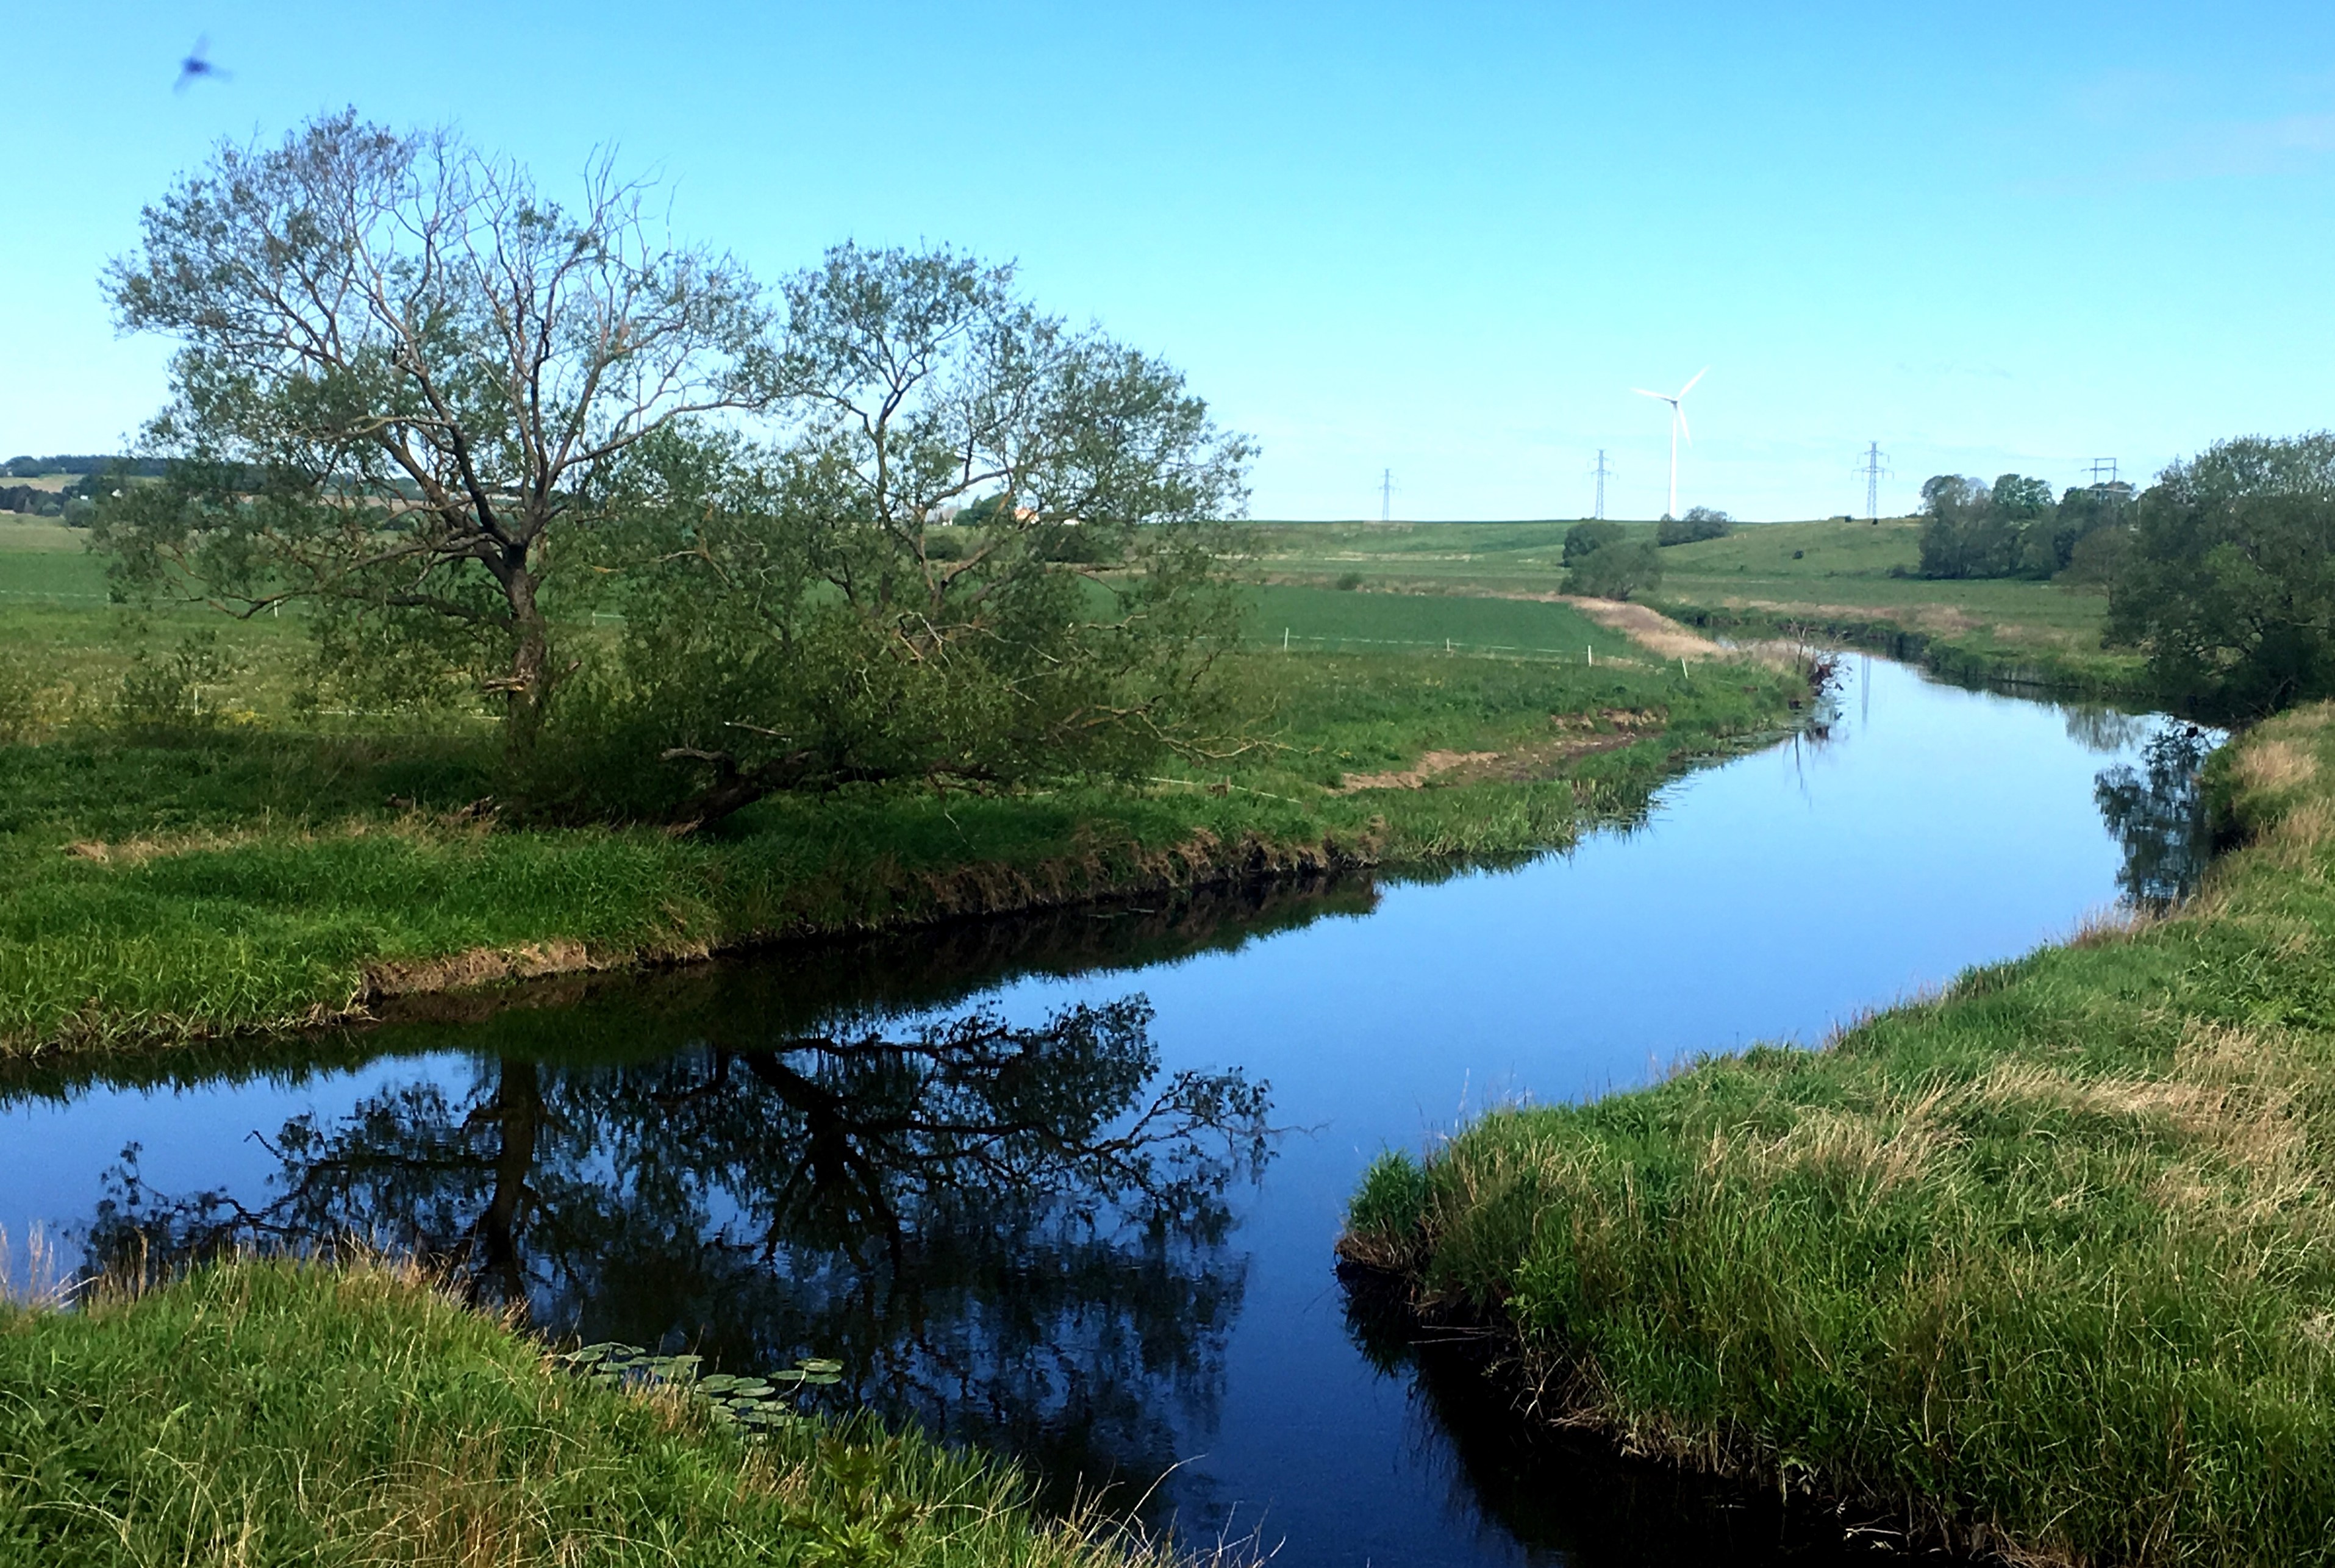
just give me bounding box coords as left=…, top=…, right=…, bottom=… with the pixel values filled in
left=0, top=1256, right=1187, bottom=1567
left=1246, top=583, right=1636, bottom=660
left=0, top=526, right=1807, bottom=1058
left=1249, top=517, right=2147, bottom=694
left=1342, top=704, right=2335, bottom=1566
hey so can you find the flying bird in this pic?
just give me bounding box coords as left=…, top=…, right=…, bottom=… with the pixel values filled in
left=174, top=37, right=231, bottom=91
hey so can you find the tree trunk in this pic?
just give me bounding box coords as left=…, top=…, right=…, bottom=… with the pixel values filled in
left=473, top=1056, right=542, bottom=1311
left=496, top=549, right=554, bottom=762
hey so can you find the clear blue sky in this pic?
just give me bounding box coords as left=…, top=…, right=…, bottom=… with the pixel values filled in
left=4, top=2, right=2331, bottom=519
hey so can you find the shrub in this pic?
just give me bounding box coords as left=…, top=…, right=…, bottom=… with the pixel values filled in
left=1562, top=520, right=1625, bottom=564
left=117, top=632, right=233, bottom=732
left=1565, top=541, right=1662, bottom=601
left=1656, top=506, right=1732, bottom=546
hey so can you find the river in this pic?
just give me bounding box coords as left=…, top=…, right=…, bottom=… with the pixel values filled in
left=0, top=656, right=2215, bottom=1565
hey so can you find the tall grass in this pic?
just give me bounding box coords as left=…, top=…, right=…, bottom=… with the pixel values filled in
left=1342, top=701, right=2335, bottom=1566
left=0, top=1256, right=1225, bottom=1567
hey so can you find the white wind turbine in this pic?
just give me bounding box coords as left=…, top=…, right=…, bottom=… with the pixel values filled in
left=1632, top=367, right=1707, bottom=519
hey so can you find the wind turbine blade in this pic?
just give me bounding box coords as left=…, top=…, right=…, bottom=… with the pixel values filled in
left=1678, top=366, right=1708, bottom=398
left=1630, top=388, right=1666, bottom=401
left=1677, top=406, right=1692, bottom=443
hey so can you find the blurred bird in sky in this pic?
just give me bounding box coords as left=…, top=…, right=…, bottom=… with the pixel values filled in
left=174, top=37, right=229, bottom=91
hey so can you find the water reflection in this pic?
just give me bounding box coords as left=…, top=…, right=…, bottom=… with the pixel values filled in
left=1339, top=1269, right=1878, bottom=1566
left=2062, top=703, right=2158, bottom=756
left=87, top=995, right=1275, bottom=1509
left=2096, top=723, right=2219, bottom=910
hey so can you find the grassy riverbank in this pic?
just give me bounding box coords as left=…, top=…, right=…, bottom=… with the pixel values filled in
left=0, top=523, right=1807, bottom=1059
left=1342, top=702, right=2335, bottom=1566
left=1251, top=518, right=2147, bottom=694
left=0, top=1256, right=1179, bottom=1567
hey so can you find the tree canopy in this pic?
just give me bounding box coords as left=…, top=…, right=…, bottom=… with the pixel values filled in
left=2106, top=434, right=2335, bottom=717
left=96, top=115, right=1253, bottom=820
left=1565, top=540, right=1661, bottom=601
left=579, top=243, right=1253, bottom=826
left=99, top=112, right=771, bottom=753
left=1562, top=520, right=1624, bottom=564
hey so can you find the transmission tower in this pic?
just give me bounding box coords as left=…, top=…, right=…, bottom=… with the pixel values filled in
left=1588, top=449, right=1614, bottom=520
left=1378, top=468, right=1396, bottom=523
left=2087, top=457, right=2120, bottom=495
left=1856, top=441, right=1893, bottom=521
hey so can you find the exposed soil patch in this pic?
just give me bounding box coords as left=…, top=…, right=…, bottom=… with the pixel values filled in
left=1337, top=749, right=1502, bottom=792
left=1336, top=726, right=1650, bottom=792
left=363, top=939, right=625, bottom=999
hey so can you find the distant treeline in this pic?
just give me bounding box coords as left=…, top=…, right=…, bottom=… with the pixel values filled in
left=1, top=456, right=172, bottom=521
left=1917, top=436, right=2335, bottom=718
left=1915, top=473, right=2134, bottom=582
left=2, top=455, right=170, bottom=479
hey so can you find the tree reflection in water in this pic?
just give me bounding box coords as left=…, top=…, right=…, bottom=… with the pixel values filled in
left=88, top=995, right=1273, bottom=1509
left=2096, top=722, right=2219, bottom=911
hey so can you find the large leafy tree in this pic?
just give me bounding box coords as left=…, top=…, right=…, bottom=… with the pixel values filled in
left=2107, top=434, right=2335, bottom=716
left=99, top=112, right=768, bottom=753
left=596, top=244, right=1254, bottom=826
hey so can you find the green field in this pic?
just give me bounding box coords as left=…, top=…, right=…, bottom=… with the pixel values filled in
left=1247, top=582, right=1637, bottom=661
left=1249, top=517, right=2144, bottom=692
left=1343, top=705, right=2335, bottom=1566
left=0, top=1256, right=1174, bottom=1568
left=0, top=521, right=1807, bottom=1059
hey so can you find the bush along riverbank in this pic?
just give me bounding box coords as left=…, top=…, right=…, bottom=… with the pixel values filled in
left=1340, top=700, right=2335, bottom=1566
left=0, top=1256, right=1198, bottom=1567
left=0, top=646, right=1810, bottom=1062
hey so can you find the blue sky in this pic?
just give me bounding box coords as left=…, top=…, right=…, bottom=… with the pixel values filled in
left=4, top=2, right=2331, bottom=519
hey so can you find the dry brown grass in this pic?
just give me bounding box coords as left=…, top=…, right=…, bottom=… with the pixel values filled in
left=1560, top=597, right=1726, bottom=660
left=364, top=938, right=617, bottom=999
left=2234, top=737, right=2320, bottom=794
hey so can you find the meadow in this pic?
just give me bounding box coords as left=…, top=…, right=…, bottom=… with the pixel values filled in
left=0, top=520, right=1806, bottom=1059
left=1251, top=517, right=2145, bottom=692
left=1342, top=703, right=2335, bottom=1566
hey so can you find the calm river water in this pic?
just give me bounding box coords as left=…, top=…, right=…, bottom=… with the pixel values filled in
left=0, top=657, right=2213, bottom=1564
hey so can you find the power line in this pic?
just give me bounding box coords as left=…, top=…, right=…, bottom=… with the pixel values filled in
left=1855, top=440, right=1893, bottom=521
left=2088, top=457, right=2120, bottom=491
left=1587, top=449, right=1614, bottom=520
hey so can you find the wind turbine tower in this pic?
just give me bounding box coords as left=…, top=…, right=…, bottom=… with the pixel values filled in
left=1632, top=368, right=1706, bottom=518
